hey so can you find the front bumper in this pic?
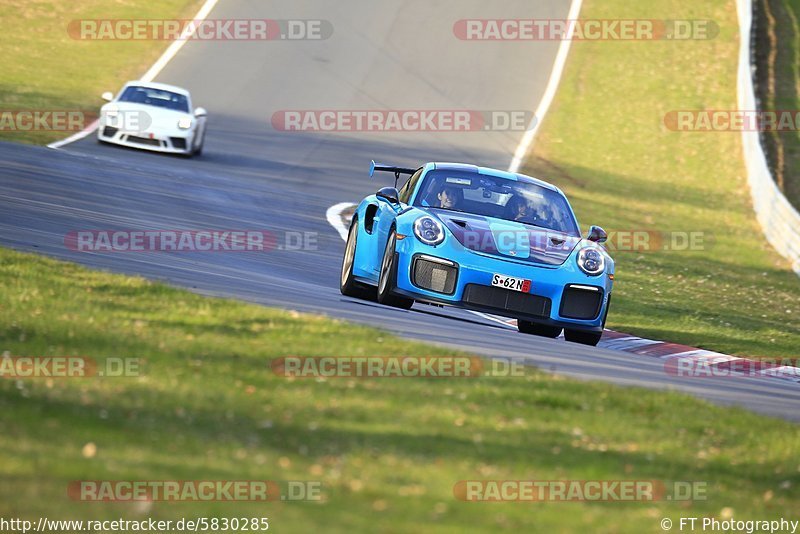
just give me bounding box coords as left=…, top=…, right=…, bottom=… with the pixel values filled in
left=394, top=237, right=612, bottom=332
left=97, top=125, right=193, bottom=154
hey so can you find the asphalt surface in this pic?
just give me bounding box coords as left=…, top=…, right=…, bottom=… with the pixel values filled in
left=1, top=0, right=799, bottom=421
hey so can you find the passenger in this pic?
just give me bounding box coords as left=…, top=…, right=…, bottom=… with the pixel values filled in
left=506, top=194, right=534, bottom=223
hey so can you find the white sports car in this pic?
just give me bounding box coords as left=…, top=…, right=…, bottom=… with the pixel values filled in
left=97, top=81, right=207, bottom=156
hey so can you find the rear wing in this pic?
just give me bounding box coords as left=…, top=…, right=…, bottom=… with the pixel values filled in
left=370, top=160, right=419, bottom=187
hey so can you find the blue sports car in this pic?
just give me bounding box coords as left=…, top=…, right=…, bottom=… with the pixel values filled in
left=340, top=161, right=614, bottom=346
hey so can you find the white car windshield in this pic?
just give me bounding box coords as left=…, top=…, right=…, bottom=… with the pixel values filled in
left=414, top=170, right=580, bottom=236
left=118, top=86, right=190, bottom=113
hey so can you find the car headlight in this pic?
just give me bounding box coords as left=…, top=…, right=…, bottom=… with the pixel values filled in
left=413, top=216, right=445, bottom=246
left=177, top=117, right=193, bottom=130
left=577, top=246, right=605, bottom=276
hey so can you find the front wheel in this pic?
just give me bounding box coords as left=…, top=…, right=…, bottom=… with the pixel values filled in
left=564, top=295, right=610, bottom=346
left=563, top=329, right=603, bottom=346
left=193, top=131, right=205, bottom=156
left=517, top=320, right=562, bottom=338
left=340, top=219, right=376, bottom=300
left=377, top=230, right=413, bottom=310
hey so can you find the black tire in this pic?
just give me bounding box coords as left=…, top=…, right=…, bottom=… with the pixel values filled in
left=340, top=219, right=376, bottom=300
left=517, top=320, right=562, bottom=338
left=563, top=329, right=603, bottom=346
left=564, top=295, right=610, bottom=346
left=193, top=132, right=204, bottom=156
left=377, top=229, right=413, bottom=309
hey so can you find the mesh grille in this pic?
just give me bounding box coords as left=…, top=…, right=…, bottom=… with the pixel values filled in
left=412, top=258, right=458, bottom=294
left=170, top=137, right=187, bottom=150
left=126, top=135, right=161, bottom=147
left=559, top=286, right=603, bottom=320
left=462, top=284, right=550, bottom=317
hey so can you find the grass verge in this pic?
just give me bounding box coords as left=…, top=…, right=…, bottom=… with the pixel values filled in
left=522, top=0, right=800, bottom=359
left=1, top=247, right=798, bottom=532
left=0, top=0, right=202, bottom=145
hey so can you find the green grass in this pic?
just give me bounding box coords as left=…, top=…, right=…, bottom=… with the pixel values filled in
left=0, top=0, right=202, bottom=145
left=522, top=0, right=800, bottom=359
left=2, top=247, right=799, bottom=532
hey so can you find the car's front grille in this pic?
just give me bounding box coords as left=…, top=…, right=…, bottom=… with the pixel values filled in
left=463, top=284, right=551, bottom=317
left=559, top=285, right=603, bottom=320
left=102, top=126, right=118, bottom=137
left=170, top=137, right=187, bottom=150
left=412, top=256, right=458, bottom=294
left=126, top=135, right=162, bottom=147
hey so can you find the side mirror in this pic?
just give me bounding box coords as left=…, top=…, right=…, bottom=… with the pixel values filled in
left=101, top=91, right=114, bottom=102
left=587, top=225, right=607, bottom=243
left=194, top=107, right=207, bottom=118
left=376, top=186, right=400, bottom=205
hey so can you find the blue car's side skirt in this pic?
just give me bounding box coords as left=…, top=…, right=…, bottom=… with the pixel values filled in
left=353, top=275, right=378, bottom=287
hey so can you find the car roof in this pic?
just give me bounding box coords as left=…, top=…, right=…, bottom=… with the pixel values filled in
left=123, top=81, right=191, bottom=96
left=427, top=162, right=564, bottom=195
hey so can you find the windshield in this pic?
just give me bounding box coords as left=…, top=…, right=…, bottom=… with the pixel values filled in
left=413, top=170, right=579, bottom=235
left=118, top=86, right=190, bottom=113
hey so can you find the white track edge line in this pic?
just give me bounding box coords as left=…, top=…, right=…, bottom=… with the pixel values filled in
left=507, top=0, right=583, bottom=173
left=326, top=202, right=353, bottom=241
left=47, top=119, right=100, bottom=149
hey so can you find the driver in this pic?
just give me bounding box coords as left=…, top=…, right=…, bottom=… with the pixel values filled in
left=437, top=186, right=461, bottom=209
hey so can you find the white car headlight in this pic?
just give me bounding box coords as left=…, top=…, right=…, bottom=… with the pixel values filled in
left=577, top=246, right=605, bottom=276
left=177, top=117, right=193, bottom=130
left=413, top=216, right=445, bottom=246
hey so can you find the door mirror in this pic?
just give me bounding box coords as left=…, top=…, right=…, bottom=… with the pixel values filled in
left=376, top=187, right=400, bottom=205
left=194, top=107, right=207, bottom=118
left=101, top=91, right=114, bottom=102
left=587, top=225, right=607, bottom=243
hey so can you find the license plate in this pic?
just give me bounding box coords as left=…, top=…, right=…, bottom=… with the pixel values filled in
left=491, top=274, right=531, bottom=293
